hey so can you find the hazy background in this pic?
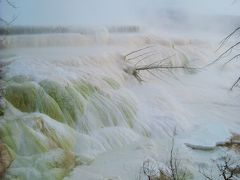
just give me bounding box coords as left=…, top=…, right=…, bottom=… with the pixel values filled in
left=1, top=0, right=240, bottom=26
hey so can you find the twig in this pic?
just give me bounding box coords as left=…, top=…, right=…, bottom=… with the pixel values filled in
left=0, top=15, right=17, bottom=26
left=217, top=27, right=240, bottom=52
left=169, top=128, right=177, bottom=180
left=134, top=52, right=165, bottom=66
left=222, top=53, right=240, bottom=66
left=230, top=77, right=240, bottom=90
left=124, top=45, right=155, bottom=60
left=126, top=50, right=157, bottom=61
left=6, top=0, right=17, bottom=8
left=207, top=41, right=240, bottom=67
left=136, top=54, right=176, bottom=68
left=199, top=168, right=214, bottom=180
left=136, top=66, right=196, bottom=71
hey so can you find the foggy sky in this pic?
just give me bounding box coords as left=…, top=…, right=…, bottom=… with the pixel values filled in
left=1, top=0, right=240, bottom=26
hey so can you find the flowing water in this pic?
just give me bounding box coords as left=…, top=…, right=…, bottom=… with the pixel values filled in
left=0, top=29, right=240, bottom=179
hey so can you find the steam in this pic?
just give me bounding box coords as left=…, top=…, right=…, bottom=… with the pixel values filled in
left=1, top=0, right=240, bottom=29
left=1, top=1, right=240, bottom=179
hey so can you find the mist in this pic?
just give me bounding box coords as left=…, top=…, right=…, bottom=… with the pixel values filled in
left=1, top=1, right=240, bottom=180
left=1, top=0, right=240, bottom=26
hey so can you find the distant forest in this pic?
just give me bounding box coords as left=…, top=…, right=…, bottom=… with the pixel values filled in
left=0, top=25, right=140, bottom=35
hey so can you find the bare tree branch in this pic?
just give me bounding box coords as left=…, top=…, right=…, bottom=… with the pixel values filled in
left=200, top=155, right=240, bottom=180
left=207, top=41, right=240, bottom=67
left=169, top=128, right=177, bottom=180
left=136, top=65, right=196, bottom=71
left=199, top=168, right=214, bottom=180
left=212, top=26, right=240, bottom=90
left=0, top=0, right=17, bottom=27
left=222, top=53, right=240, bottom=66
left=0, top=15, right=17, bottom=26
left=124, top=45, right=155, bottom=60
left=135, top=54, right=176, bottom=68
left=230, top=77, right=240, bottom=90
left=126, top=50, right=157, bottom=61
left=6, top=0, right=17, bottom=8
left=217, top=27, right=240, bottom=52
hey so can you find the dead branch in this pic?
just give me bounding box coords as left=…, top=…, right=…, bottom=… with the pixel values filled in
left=0, top=0, right=17, bottom=27
left=206, top=26, right=240, bottom=68
left=199, top=168, right=214, bottom=180
left=207, top=41, right=240, bottom=67
left=217, top=42, right=240, bottom=61
left=124, top=45, right=155, bottom=60
left=126, top=50, right=157, bottom=61
left=136, top=65, right=196, bottom=71
left=166, top=128, right=189, bottom=180
left=6, top=0, right=17, bottom=8
left=142, top=159, right=159, bottom=180
left=0, top=15, right=17, bottom=26
left=217, top=27, right=240, bottom=52
left=205, top=26, right=240, bottom=90
left=223, top=54, right=240, bottom=66
left=169, top=129, right=177, bottom=180
left=216, top=140, right=240, bottom=147
left=124, top=52, right=197, bottom=82
left=230, top=77, right=240, bottom=90
left=135, top=54, right=176, bottom=68
left=217, top=156, right=240, bottom=180
left=141, top=128, right=190, bottom=180
left=134, top=52, right=166, bottom=66
left=200, top=155, right=240, bottom=180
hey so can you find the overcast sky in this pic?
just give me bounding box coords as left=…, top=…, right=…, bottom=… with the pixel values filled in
left=1, top=0, right=240, bottom=26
